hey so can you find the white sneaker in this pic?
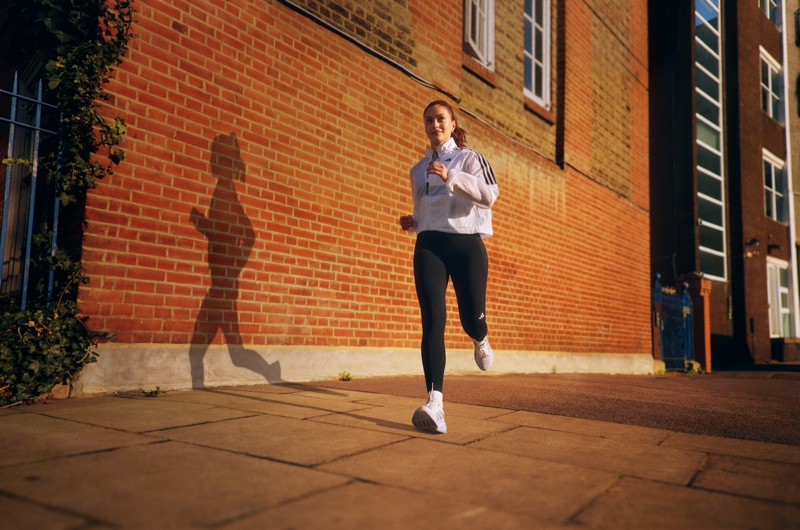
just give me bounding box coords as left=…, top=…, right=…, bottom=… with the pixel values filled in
left=412, top=396, right=447, bottom=434
left=473, top=337, right=493, bottom=371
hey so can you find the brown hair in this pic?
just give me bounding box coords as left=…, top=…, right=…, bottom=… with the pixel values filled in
left=424, top=100, right=468, bottom=147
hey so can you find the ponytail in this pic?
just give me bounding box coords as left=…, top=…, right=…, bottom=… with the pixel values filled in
left=451, top=125, right=468, bottom=148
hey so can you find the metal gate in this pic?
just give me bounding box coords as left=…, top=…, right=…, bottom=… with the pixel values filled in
left=652, top=274, right=694, bottom=370
left=0, top=70, right=62, bottom=310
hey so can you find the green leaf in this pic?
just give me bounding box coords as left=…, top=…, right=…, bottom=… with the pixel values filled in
left=108, top=149, right=125, bottom=164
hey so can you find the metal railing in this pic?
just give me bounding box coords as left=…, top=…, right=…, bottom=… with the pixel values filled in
left=0, top=70, right=62, bottom=310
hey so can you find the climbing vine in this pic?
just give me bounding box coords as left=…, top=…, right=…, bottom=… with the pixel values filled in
left=23, top=0, right=135, bottom=202
left=0, top=0, right=135, bottom=405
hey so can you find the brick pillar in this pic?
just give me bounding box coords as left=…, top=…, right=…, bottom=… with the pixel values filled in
left=686, top=278, right=712, bottom=372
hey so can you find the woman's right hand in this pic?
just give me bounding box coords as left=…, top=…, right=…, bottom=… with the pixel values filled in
left=399, top=215, right=414, bottom=231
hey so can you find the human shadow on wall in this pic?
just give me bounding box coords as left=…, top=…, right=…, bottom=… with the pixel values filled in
left=189, top=133, right=280, bottom=388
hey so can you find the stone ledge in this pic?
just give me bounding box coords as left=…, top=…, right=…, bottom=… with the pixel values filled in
left=69, top=344, right=656, bottom=396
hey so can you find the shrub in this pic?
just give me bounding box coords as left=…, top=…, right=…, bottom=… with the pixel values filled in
left=1, top=0, right=134, bottom=404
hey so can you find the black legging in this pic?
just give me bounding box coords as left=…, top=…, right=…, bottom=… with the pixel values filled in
left=414, top=231, right=488, bottom=393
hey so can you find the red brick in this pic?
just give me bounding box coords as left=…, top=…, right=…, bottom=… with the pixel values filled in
left=81, top=0, right=650, bottom=359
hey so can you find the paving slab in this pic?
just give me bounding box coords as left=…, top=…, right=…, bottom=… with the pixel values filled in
left=472, top=425, right=707, bottom=485
left=310, top=403, right=427, bottom=437
left=692, top=453, right=800, bottom=504
left=495, top=409, right=673, bottom=445
left=570, top=475, right=800, bottom=529
left=14, top=395, right=124, bottom=412
left=291, top=387, right=406, bottom=402
left=0, top=494, right=95, bottom=530
left=661, top=431, right=800, bottom=464
left=0, top=441, right=349, bottom=528
left=0, top=413, right=153, bottom=466
left=152, top=413, right=407, bottom=466
left=313, top=397, right=517, bottom=444
left=35, top=396, right=254, bottom=433
left=159, top=387, right=374, bottom=419
left=360, top=394, right=517, bottom=421
left=214, top=383, right=313, bottom=395
left=3, top=374, right=798, bottom=528
left=319, top=437, right=617, bottom=525
left=313, top=371, right=800, bottom=445
left=224, top=480, right=532, bottom=529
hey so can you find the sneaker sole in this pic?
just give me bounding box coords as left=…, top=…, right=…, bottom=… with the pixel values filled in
left=412, top=407, right=447, bottom=434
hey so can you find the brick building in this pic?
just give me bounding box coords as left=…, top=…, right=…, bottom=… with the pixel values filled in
left=650, top=0, right=800, bottom=367
left=1, top=0, right=652, bottom=393
left=787, top=2, right=800, bottom=360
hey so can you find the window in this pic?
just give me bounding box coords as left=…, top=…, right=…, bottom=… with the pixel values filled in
left=695, top=0, right=727, bottom=281
left=760, top=48, right=783, bottom=122
left=524, top=0, right=551, bottom=109
left=0, top=70, right=61, bottom=307
left=758, top=0, right=782, bottom=26
left=763, top=150, right=787, bottom=222
left=768, top=259, right=792, bottom=337
left=464, top=0, right=495, bottom=70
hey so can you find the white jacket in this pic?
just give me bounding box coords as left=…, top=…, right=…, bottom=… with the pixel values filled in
left=409, top=137, right=498, bottom=237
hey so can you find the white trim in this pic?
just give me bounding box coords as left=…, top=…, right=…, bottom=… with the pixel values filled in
left=760, top=46, right=783, bottom=121
left=694, top=1, right=727, bottom=281
left=762, top=148, right=787, bottom=223
left=464, top=0, right=495, bottom=70
left=762, top=147, right=784, bottom=167
left=695, top=37, right=720, bottom=62
left=694, top=8, right=720, bottom=33
left=767, top=258, right=792, bottom=337
left=759, top=0, right=783, bottom=28
left=779, top=12, right=800, bottom=336
left=695, top=62, right=721, bottom=85
left=759, top=46, right=781, bottom=71
left=523, top=0, right=551, bottom=109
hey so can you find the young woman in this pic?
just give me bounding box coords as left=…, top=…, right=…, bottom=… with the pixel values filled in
left=398, top=100, right=499, bottom=434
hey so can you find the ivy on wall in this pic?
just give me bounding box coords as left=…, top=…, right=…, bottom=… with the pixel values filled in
left=0, top=0, right=135, bottom=406
left=20, top=0, right=135, bottom=202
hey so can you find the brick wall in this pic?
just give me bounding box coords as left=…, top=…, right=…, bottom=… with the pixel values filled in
left=788, top=0, right=800, bottom=262
left=726, top=0, right=791, bottom=361
left=80, top=0, right=651, bottom=371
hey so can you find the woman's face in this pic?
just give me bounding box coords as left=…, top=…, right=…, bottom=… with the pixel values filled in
left=423, top=105, right=456, bottom=148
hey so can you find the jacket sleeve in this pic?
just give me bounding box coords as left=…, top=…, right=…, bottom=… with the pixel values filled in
left=407, top=169, right=418, bottom=232
left=444, top=150, right=498, bottom=208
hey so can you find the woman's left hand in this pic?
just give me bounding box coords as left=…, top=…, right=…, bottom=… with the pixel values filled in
left=426, top=162, right=448, bottom=182
left=399, top=214, right=415, bottom=231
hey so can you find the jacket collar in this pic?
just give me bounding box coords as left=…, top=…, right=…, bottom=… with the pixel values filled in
left=426, top=137, right=457, bottom=159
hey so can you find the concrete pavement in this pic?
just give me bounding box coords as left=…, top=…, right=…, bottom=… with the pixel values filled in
left=2, top=376, right=799, bottom=529
left=314, top=370, right=800, bottom=445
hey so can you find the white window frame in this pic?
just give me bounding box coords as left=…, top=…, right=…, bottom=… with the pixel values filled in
left=760, top=47, right=783, bottom=122
left=523, top=0, right=551, bottom=109
left=464, top=0, right=495, bottom=70
left=758, top=0, right=782, bottom=27
left=763, top=149, right=786, bottom=222
left=695, top=0, right=727, bottom=281
left=767, top=258, right=792, bottom=337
